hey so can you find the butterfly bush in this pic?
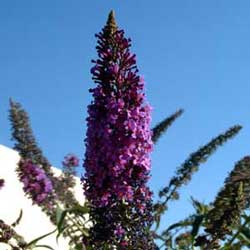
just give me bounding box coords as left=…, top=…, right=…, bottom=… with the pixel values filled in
left=83, top=12, right=155, bottom=249
left=17, top=159, right=53, bottom=205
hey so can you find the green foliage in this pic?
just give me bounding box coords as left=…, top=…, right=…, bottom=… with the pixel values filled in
left=154, top=157, right=250, bottom=250
left=153, top=198, right=209, bottom=249
left=55, top=205, right=89, bottom=249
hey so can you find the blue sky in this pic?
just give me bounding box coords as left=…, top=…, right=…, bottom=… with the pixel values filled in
left=1, top=1, right=250, bottom=230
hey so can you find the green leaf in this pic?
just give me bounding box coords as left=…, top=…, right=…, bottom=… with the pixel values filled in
left=55, top=204, right=89, bottom=242
left=163, top=219, right=193, bottom=235
left=68, top=204, right=89, bottom=215
left=190, top=197, right=209, bottom=214
left=34, top=245, right=55, bottom=250
left=26, top=229, right=57, bottom=248
left=56, top=206, right=64, bottom=225
left=239, top=227, right=250, bottom=244
left=56, top=210, right=68, bottom=241
left=191, top=215, right=204, bottom=238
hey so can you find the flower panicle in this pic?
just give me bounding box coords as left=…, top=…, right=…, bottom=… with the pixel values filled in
left=17, top=159, right=53, bottom=205
left=62, top=154, right=79, bottom=170
left=195, top=156, right=250, bottom=248
left=84, top=14, right=153, bottom=209
left=83, top=12, right=156, bottom=249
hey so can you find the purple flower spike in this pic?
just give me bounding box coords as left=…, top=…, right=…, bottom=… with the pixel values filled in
left=82, top=11, right=156, bottom=250
left=83, top=22, right=153, bottom=210
left=17, top=159, right=53, bottom=205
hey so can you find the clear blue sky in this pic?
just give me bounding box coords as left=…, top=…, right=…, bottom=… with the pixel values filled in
left=1, top=1, right=250, bottom=230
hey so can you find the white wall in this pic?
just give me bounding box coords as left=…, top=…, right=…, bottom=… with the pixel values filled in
left=0, top=145, right=85, bottom=250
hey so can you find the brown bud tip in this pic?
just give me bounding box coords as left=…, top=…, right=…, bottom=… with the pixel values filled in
left=104, top=10, right=117, bottom=36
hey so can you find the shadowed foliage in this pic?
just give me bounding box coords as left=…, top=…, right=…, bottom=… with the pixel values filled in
left=195, top=156, right=250, bottom=249
left=153, top=125, right=242, bottom=231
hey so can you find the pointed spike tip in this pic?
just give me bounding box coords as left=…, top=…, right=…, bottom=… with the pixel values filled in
left=104, top=10, right=117, bottom=34
left=107, top=10, right=116, bottom=25
left=109, top=10, right=115, bottom=18
left=9, top=97, right=14, bottom=105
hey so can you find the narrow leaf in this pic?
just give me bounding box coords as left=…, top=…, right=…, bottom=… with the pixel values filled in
left=26, top=229, right=57, bottom=247
left=34, top=245, right=55, bottom=250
